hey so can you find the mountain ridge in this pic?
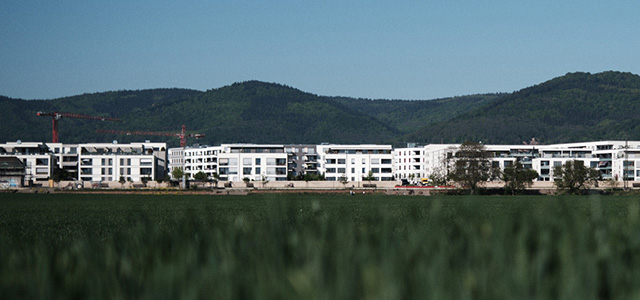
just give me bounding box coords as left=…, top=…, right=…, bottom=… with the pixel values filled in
left=2, top=71, right=640, bottom=146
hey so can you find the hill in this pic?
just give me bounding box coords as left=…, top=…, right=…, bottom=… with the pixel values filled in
left=3, top=71, right=640, bottom=146
left=406, top=71, right=640, bottom=144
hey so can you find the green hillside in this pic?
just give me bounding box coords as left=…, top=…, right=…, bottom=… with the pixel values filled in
left=330, top=94, right=501, bottom=133
left=406, top=71, right=640, bottom=144
left=3, top=71, right=640, bottom=147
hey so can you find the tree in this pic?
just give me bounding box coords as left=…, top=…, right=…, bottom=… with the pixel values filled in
left=338, top=174, right=349, bottom=186
left=502, top=161, right=539, bottom=195
left=193, top=171, right=207, bottom=181
left=260, top=174, right=270, bottom=188
left=119, top=176, right=126, bottom=189
left=51, top=167, right=70, bottom=188
left=447, top=141, right=491, bottom=194
left=171, top=167, right=184, bottom=181
left=553, top=160, right=601, bottom=194
left=211, top=172, right=220, bottom=189
left=141, top=176, right=151, bottom=188
left=363, top=170, right=376, bottom=182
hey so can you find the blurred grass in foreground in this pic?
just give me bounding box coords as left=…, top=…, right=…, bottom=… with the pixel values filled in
left=1, top=193, right=640, bottom=299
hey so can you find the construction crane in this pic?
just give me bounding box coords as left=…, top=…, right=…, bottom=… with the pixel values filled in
left=97, top=125, right=205, bottom=147
left=36, top=111, right=122, bottom=143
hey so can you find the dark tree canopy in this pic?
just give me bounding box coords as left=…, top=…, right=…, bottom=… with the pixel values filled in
left=502, top=161, right=539, bottom=195
left=447, top=141, right=492, bottom=194
left=553, top=160, right=601, bottom=194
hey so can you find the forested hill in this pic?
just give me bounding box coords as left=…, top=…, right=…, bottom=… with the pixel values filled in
left=0, top=81, right=489, bottom=146
left=406, top=71, right=640, bottom=144
left=2, top=71, right=640, bottom=147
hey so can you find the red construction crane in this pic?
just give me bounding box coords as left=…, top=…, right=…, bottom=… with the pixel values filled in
left=97, top=125, right=205, bottom=147
left=36, top=111, right=122, bottom=143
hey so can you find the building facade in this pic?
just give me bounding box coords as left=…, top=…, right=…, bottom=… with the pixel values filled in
left=169, top=144, right=289, bottom=182
left=396, top=141, right=640, bottom=183
left=316, top=144, right=394, bottom=182
left=0, top=141, right=167, bottom=185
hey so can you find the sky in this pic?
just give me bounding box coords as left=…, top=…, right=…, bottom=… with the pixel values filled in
left=1, top=1, right=639, bottom=100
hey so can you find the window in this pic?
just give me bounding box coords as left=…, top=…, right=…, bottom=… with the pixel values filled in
left=326, top=168, right=336, bottom=173
left=243, top=167, right=252, bottom=175
left=351, top=158, right=355, bottom=164
left=219, top=158, right=229, bottom=166
left=255, top=167, right=261, bottom=175
left=371, top=159, right=380, bottom=164
left=371, top=168, right=380, bottom=173
left=140, top=159, right=152, bottom=166
left=337, top=168, right=346, bottom=173
left=255, top=158, right=261, bottom=165
left=243, top=158, right=252, bottom=165
left=338, top=159, right=346, bottom=164
left=228, top=158, right=238, bottom=166
left=276, top=158, right=286, bottom=166
left=326, top=159, right=336, bottom=164
left=36, top=158, right=49, bottom=166
left=553, top=161, right=562, bottom=167
left=141, top=168, right=152, bottom=175
left=267, top=158, right=276, bottom=165
left=276, top=168, right=286, bottom=175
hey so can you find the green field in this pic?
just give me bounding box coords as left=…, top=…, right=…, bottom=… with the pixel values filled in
left=2, top=193, right=640, bottom=299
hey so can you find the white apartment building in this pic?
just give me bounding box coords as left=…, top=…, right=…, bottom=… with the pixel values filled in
left=399, top=141, right=640, bottom=183
left=0, top=142, right=56, bottom=184
left=168, top=144, right=289, bottom=182
left=394, top=144, right=426, bottom=182
left=0, top=141, right=167, bottom=185
left=76, top=142, right=166, bottom=182
left=316, top=144, right=394, bottom=182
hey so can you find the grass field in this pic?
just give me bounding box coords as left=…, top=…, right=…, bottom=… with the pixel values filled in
left=2, top=193, right=640, bottom=299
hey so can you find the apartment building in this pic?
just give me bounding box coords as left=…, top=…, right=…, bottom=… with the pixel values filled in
left=394, top=144, right=426, bottom=182
left=398, top=141, right=640, bottom=183
left=169, top=144, right=289, bottom=182
left=286, top=145, right=319, bottom=179
left=316, top=144, right=394, bottom=182
left=0, top=141, right=56, bottom=184
left=0, top=141, right=167, bottom=184
left=76, top=142, right=167, bottom=182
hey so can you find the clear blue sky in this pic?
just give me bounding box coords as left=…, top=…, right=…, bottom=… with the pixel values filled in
left=2, top=1, right=639, bottom=100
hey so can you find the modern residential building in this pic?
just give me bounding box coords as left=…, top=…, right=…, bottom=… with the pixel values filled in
left=394, top=144, right=427, bottom=183
left=0, top=157, right=26, bottom=188
left=0, top=141, right=56, bottom=184
left=316, top=144, right=394, bottom=182
left=0, top=141, right=167, bottom=185
left=76, top=142, right=167, bottom=182
left=169, top=144, right=289, bottom=182
left=397, top=141, right=640, bottom=183
left=286, top=145, right=319, bottom=179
